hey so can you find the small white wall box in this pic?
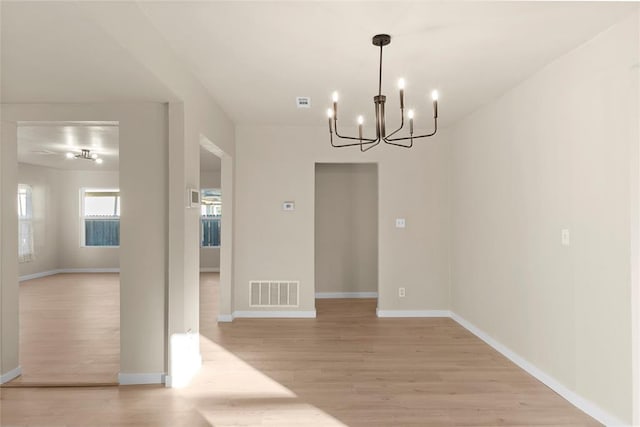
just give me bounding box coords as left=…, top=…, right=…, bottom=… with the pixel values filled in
left=283, top=201, right=295, bottom=211
left=189, top=188, right=200, bottom=208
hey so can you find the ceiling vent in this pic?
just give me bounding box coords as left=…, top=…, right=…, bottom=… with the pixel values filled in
left=296, top=97, right=311, bottom=108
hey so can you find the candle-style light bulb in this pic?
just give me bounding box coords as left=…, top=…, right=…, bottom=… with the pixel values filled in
left=65, top=152, right=74, bottom=159
left=332, top=91, right=339, bottom=119
left=398, top=78, right=405, bottom=90
left=431, top=90, right=439, bottom=118
left=96, top=158, right=103, bottom=165
left=327, top=108, right=333, bottom=118
left=357, top=115, right=364, bottom=140
left=91, top=153, right=98, bottom=159
left=408, top=109, right=414, bottom=134
left=332, top=91, right=339, bottom=103
left=357, top=115, right=364, bottom=125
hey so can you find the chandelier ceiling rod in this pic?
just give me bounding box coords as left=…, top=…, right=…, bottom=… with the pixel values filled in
left=327, top=34, right=439, bottom=151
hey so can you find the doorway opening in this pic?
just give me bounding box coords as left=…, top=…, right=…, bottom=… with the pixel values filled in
left=13, top=121, right=120, bottom=385
left=199, top=144, right=222, bottom=329
left=314, top=163, right=378, bottom=315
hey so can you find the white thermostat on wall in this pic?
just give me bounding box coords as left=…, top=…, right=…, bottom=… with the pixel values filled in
left=282, top=201, right=295, bottom=211
left=189, top=188, right=200, bottom=208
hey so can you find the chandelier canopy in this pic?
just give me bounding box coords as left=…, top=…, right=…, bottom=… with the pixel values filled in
left=65, top=149, right=103, bottom=164
left=327, top=34, right=439, bottom=151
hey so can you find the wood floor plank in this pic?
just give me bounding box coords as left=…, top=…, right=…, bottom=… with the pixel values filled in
left=0, top=273, right=602, bottom=426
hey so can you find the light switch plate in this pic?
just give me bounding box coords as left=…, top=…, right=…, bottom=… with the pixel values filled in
left=561, top=229, right=570, bottom=246
left=395, top=218, right=406, bottom=228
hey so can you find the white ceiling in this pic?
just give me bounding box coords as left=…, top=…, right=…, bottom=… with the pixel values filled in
left=138, top=1, right=636, bottom=127
left=2, top=2, right=637, bottom=129
left=0, top=2, right=174, bottom=103
left=18, top=123, right=119, bottom=171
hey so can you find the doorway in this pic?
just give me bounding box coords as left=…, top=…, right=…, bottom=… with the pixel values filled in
left=199, top=145, right=222, bottom=328
left=13, top=121, right=120, bottom=385
left=314, top=163, right=378, bottom=311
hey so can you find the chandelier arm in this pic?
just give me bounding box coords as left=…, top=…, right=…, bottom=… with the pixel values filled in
left=385, top=112, right=405, bottom=139
left=333, top=120, right=378, bottom=144
left=361, top=139, right=381, bottom=152
left=384, top=138, right=413, bottom=148
left=332, top=136, right=380, bottom=148
left=385, top=118, right=437, bottom=142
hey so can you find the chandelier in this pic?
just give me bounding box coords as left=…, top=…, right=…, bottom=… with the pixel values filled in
left=65, top=149, right=103, bottom=164
left=327, top=34, right=439, bottom=151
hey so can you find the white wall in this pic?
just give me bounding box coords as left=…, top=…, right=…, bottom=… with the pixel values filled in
left=200, top=170, right=220, bottom=271
left=315, top=163, right=378, bottom=295
left=0, top=120, right=19, bottom=378
left=234, top=126, right=450, bottom=314
left=450, top=13, right=639, bottom=424
left=17, top=164, right=120, bottom=277
left=17, top=163, right=60, bottom=277
left=1, top=103, right=168, bottom=381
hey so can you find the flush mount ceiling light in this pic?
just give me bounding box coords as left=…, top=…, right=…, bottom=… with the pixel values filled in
left=65, top=149, right=103, bottom=164
left=327, top=34, right=439, bottom=151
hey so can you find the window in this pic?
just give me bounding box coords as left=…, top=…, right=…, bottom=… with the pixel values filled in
left=82, top=189, right=120, bottom=247
left=18, top=184, right=34, bottom=262
left=201, top=189, right=221, bottom=247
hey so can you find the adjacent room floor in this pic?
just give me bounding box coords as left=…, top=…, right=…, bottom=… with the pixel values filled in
left=0, top=273, right=600, bottom=426
left=10, top=273, right=119, bottom=386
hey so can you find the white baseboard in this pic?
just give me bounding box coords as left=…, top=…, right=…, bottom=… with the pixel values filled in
left=449, top=312, right=626, bottom=427
left=0, top=366, right=22, bottom=384
left=200, top=268, right=220, bottom=273
left=19, top=270, right=59, bottom=281
left=233, top=310, right=316, bottom=319
left=315, top=292, right=378, bottom=299
left=118, top=372, right=165, bottom=385
left=217, top=313, right=234, bottom=322
left=61, top=268, right=120, bottom=274
left=20, top=268, right=120, bottom=282
left=376, top=309, right=451, bottom=318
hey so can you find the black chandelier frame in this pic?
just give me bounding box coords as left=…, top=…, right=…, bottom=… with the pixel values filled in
left=328, top=34, right=439, bottom=151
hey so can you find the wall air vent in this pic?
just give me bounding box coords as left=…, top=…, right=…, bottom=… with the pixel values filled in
left=250, top=281, right=299, bottom=307
left=296, top=97, right=311, bottom=108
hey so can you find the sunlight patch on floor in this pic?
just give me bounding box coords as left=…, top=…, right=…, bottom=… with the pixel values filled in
left=176, top=335, right=347, bottom=426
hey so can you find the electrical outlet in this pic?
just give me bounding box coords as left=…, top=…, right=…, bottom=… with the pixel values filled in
left=398, top=287, right=406, bottom=298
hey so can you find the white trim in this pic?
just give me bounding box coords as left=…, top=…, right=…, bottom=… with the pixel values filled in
left=376, top=309, right=451, bottom=318
left=450, top=312, right=626, bottom=427
left=217, top=313, right=234, bottom=322
left=200, top=267, right=220, bottom=273
left=0, top=366, right=22, bottom=384
left=233, top=310, right=316, bottom=319
left=19, top=270, right=59, bottom=281
left=19, top=268, right=120, bottom=282
left=118, top=373, right=165, bottom=385
left=59, top=268, right=119, bottom=274
left=315, top=292, right=378, bottom=299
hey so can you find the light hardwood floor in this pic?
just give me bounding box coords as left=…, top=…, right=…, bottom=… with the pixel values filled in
left=0, top=273, right=601, bottom=426
left=10, top=273, right=119, bottom=385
